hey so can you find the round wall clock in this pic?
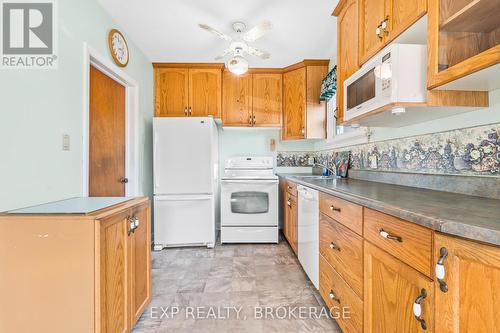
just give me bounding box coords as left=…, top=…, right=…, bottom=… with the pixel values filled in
left=108, top=29, right=129, bottom=67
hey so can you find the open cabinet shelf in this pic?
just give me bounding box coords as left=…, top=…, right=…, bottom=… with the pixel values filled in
left=440, top=0, right=500, bottom=32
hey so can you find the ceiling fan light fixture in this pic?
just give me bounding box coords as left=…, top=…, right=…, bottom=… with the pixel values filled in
left=228, top=55, right=248, bottom=75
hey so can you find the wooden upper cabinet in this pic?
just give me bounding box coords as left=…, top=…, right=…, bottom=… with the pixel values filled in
left=364, top=241, right=434, bottom=333
left=359, top=0, right=386, bottom=63
left=222, top=71, right=252, bottom=126
left=334, top=0, right=359, bottom=124
left=282, top=62, right=328, bottom=140
left=189, top=68, right=222, bottom=117
left=427, top=0, right=500, bottom=89
left=283, top=67, right=306, bottom=139
left=154, top=68, right=189, bottom=117
left=154, top=64, right=223, bottom=117
left=252, top=73, right=282, bottom=127
left=222, top=71, right=282, bottom=127
left=434, top=233, right=500, bottom=332
left=358, top=0, right=426, bottom=64
left=388, top=0, right=426, bottom=40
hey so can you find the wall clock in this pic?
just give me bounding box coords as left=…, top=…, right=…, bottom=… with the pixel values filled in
left=108, top=29, right=129, bottom=67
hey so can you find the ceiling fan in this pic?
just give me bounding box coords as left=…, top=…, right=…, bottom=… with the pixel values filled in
left=198, top=21, right=272, bottom=75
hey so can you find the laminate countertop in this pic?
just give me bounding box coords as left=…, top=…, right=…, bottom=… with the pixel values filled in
left=279, top=174, right=500, bottom=246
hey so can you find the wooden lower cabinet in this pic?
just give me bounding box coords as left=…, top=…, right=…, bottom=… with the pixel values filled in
left=433, top=233, right=500, bottom=333
left=99, top=210, right=129, bottom=333
left=320, top=255, right=364, bottom=333
left=284, top=191, right=298, bottom=254
left=129, top=203, right=152, bottom=326
left=364, top=241, right=434, bottom=333
left=0, top=197, right=151, bottom=333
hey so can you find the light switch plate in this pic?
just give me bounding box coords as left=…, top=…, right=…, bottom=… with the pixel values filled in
left=62, top=134, right=70, bottom=151
left=269, top=138, right=276, bottom=152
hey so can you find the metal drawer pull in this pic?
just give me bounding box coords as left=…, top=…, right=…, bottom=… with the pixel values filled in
left=379, top=228, right=402, bottom=242
left=248, top=115, right=253, bottom=125
left=329, top=205, right=341, bottom=212
left=413, top=288, right=427, bottom=330
left=253, top=115, right=256, bottom=125
left=329, top=242, right=340, bottom=251
left=329, top=290, right=341, bottom=303
left=435, top=247, right=448, bottom=293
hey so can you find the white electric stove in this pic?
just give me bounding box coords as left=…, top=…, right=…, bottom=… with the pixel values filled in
left=220, top=156, right=279, bottom=243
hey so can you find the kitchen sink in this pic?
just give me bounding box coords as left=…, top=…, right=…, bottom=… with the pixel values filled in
left=293, top=175, right=336, bottom=180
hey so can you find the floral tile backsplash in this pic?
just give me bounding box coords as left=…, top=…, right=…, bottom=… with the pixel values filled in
left=277, top=124, right=500, bottom=177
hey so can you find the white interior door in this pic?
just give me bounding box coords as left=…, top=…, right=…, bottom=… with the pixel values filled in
left=153, top=118, right=214, bottom=195
left=154, top=195, right=215, bottom=248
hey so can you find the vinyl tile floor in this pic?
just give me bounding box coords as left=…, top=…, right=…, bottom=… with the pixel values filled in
left=132, top=239, right=342, bottom=333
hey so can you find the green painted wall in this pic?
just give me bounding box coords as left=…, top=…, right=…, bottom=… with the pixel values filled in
left=0, top=0, right=154, bottom=211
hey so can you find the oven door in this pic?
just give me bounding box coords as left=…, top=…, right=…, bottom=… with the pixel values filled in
left=220, top=179, right=278, bottom=227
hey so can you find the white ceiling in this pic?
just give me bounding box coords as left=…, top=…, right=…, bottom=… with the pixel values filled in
left=97, top=0, right=339, bottom=67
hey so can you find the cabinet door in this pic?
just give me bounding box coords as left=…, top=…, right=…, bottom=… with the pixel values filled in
left=434, top=233, right=500, bottom=332
left=128, top=203, right=151, bottom=327
left=282, top=68, right=306, bottom=140
left=427, top=0, right=500, bottom=89
left=290, top=195, right=298, bottom=254
left=386, top=0, right=426, bottom=41
left=222, top=72, right=252, bottom=126
left=359, top=0, right=386, bottom=63
left=305, top=66, right=327, bottom=139
left=154, top=68, right=189, bottom=117
left=284, top=193, right=298, bottom=254
left=252, top=73, right=282, bottom=127
left=336, top=0, right=359, bottom=123
left=98, top=211, right=130, bottom=333
left=189, top=68, right=222, bottom=117
left=364, top=241, right=434, bottom=333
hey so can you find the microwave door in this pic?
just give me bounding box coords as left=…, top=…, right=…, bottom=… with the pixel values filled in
left=344, top=68, right=378, bottom=120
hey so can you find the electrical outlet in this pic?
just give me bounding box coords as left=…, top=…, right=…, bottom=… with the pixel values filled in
left=62, top=134, right=70, bottom=151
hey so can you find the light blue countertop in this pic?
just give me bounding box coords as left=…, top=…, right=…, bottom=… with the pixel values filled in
left=8, top=197, right=133, bottom=215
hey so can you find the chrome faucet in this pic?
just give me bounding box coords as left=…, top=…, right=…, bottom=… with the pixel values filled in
left=313, top=162, right=337, bottom=178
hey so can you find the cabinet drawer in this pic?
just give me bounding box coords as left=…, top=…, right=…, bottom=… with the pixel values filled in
left=319, top=213, right=363, bottom=297
left=364, top=208, right=432, bottom=277
left=320, top=255, right=363, bottom=333
left=286, top=181, right=297, bottom=197
left=319, top=193, right=363, bottom=235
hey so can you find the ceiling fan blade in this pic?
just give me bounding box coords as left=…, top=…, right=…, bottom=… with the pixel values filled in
left=242, top=21, right=272, bottom=42
left=198, top=23, right=232, bottom=41
left=247, top=46, right=271, bottom=60
left=214, top=48, right=232, bottom=61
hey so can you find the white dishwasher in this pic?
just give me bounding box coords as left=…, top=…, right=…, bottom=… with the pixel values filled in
left=297, top=185, right=319, bottom=289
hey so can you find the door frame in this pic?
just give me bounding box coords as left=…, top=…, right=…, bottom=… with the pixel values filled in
left=82, top=43, right=140, bottom=197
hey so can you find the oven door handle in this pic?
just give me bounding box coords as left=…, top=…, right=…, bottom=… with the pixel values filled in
left=221, top=179, right=278, bottom=184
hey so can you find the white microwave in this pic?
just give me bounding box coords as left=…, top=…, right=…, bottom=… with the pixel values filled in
left=343, top=44, right=427, bottom=121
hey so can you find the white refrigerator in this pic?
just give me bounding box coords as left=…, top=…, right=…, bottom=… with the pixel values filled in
left=153, top=117, right=218, bottom=250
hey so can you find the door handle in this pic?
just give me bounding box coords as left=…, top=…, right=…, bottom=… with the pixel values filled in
left=379, top=228, right=402, bottom=242
left=248, top=115, right=253, bottom=125
left=381, top=15, right=389, bottom=35
left=188, top=107, right=192, bottom=115
left=184, top=107, right=188, bottom=115
left=435, top=247, right=449, bottom=292
left=120, top=177, right=128, bottom=184
left=413, top=288, right=428, bottom=330
left=252, top=115, right=256, bottom=125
